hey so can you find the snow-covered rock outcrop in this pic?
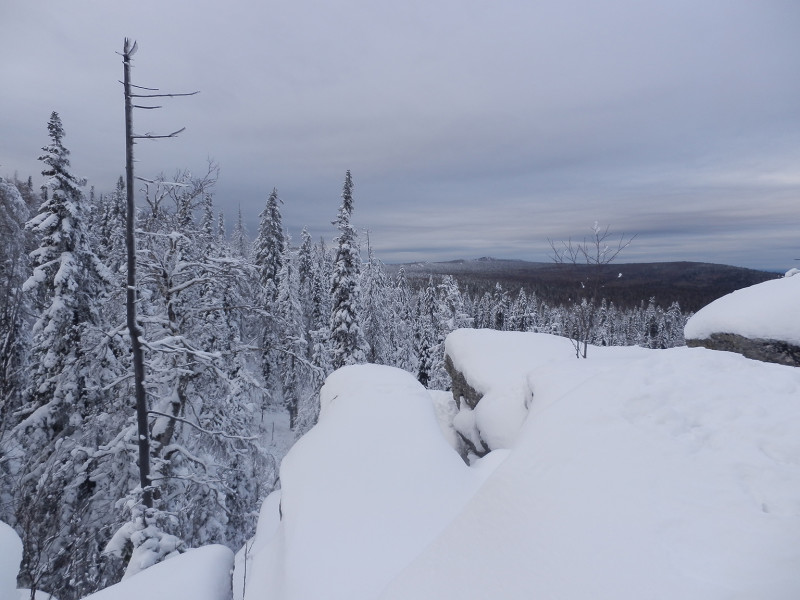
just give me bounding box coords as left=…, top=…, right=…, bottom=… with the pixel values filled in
left=443, top=329, right=647, bottom=455
left=685, top=271, right=800, bottom=366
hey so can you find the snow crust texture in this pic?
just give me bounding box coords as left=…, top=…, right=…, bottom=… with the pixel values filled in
left=684, top=273, right=800, bottom=344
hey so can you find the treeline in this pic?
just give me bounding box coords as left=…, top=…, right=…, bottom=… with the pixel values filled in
left=0, top=113, right=689, bottom=599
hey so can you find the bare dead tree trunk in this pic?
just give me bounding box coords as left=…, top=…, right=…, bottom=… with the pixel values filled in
left=120, top=38, right=198, bottom=507
left=123, top=38, right=153, bottom=509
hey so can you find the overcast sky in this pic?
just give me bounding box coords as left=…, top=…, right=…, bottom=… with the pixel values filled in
left=2, top=0, right=798, bottom=270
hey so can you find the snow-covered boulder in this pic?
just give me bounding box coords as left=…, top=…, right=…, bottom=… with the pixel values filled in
left=81, top=545, right=233, bottom=600
left=0, top=521, right=21, bottom=600
left=685, top=272, right=800, bottom=366
left=239, top=364, right=502, bottom=600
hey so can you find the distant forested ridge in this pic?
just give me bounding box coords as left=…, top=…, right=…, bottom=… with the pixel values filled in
left=387, top=258, right=779, bottom=313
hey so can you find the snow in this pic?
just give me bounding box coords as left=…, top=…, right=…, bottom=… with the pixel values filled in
left=81, top=545, right=233, bottom=600
left=380, top=341, right=800, bottom=599
left=234, top=327, right=800, bottom=600
left=684, top=272, right=800, bottom=344
left=240, top=364, right=503, bottom=600
left=1, top=521, right=22, bottom=600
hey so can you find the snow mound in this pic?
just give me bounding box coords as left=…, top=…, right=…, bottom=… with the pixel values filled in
left=684, top=274, right=800, bottom=345
left=380, top=341, right=800, bottom=600
left=241, top=364, right=503, bottom=600
left=1, top=521, right=21, bottom=600
left=81, top=545, right=233, bottom=600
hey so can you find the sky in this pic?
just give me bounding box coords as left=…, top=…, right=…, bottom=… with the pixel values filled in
left=1, top=0, right=798, bottom=270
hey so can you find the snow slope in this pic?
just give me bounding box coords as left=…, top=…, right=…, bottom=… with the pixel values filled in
left=684, top=270, right=800, bottom=344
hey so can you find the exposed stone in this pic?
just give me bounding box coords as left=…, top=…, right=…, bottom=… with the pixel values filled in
left=444, top=354, right=482, bottom=409
left=686, top=333, right=800, bottom=367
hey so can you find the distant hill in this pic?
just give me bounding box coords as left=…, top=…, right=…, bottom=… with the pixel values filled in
left=385, top=258, right=780, bottom=313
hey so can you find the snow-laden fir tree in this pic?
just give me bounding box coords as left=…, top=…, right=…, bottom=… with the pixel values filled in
left=0, top=176, right=31, bottom=439
left=5, top=112, right=127, bottom=599
left=275, top=237, right=317, bottom=430
left=361, top=238, right=393, bottom=364
left=329, top=171, right=367, bottom=370
left=95, top=176, right=127, bottom=273
left=253, top=188, right=285, bottom=403
left=309, top=238, right=333, bottom=376
left=254, top=188, right=284, bottom=298
left=231, top=205, right=249, bottom=258
left=386, top=267, right=417, bottom=373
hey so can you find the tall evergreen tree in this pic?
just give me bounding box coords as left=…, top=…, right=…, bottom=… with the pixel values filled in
left=329, top=171, right=366, bottom=370
left=0, top=176, right=31, bottom=439
left=253, top=188, right=285, bottom=404
left=7, top=112, right=123, bottom=599
left=231, top=205, right=249, bottom=258
left=253, top=188, right=284, bottom=298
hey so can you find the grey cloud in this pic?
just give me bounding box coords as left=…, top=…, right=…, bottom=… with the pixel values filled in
left=1, top=0, right=798, bottom=271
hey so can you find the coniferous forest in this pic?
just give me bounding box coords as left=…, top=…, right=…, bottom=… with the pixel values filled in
left=0, top=112, right=692, bottom=599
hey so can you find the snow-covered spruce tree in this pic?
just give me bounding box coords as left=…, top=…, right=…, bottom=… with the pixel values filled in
left=329, top=171, right=367, bottom=370
left=231, top=204, right=249, bottom=259
left=507, top=288, right=530, bottom=332
left=361, top=238, right=393, bottom=364
left=253, top=188, right=285, bottom=408
left=95, top=176, right=127, bottom=274
left=309, top=237, right=333, bottom=376
left=413, top=291, right=436, bottom=388
left=386, top=267, right=416, bottom=373
left=0, top=176, right=31, bottom=442
left=254, top=188, right=284, bottom=298
left=6, top=112, right=128, bottom=599
left=216, top=210, right=226, bottom=242
left=437, top=275, right=471, bottom=333
left=275, top=237, right=319, bottom=430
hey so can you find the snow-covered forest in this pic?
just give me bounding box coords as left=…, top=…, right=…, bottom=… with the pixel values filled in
left=1, top=113, right=694, bottom=599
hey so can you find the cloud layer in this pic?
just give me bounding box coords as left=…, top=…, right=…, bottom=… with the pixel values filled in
left=1, top=0, right=798, bottom=269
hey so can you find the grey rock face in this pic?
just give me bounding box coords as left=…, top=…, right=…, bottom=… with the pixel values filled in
left=686, top=333, right=800, bottom=367
left=444, top=354, right=482, bottom=409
